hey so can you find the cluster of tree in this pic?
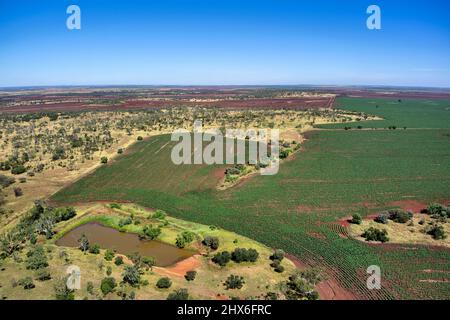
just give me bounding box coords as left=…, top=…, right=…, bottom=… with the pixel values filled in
left=0, top=201, right=76, bottom=258
left=212, top=248, right=259, bottom=266
left=283, top=269, right=321, bottom=300
left=270, top=249, right=285, bottom=273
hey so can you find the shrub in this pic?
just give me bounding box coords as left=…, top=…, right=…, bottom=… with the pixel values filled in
left=374, top=214, right=388, bottom=224
left=231, top=248, right=259, bottom=263
left=86, top=281, right=94, bottom=295
left=118, top=217, right=132, bottom=227
left=35, top=269, right=51, bottom=281
left=109, top=203, right=122, bottom=209
left=137, top=136, right=143, bottom=141
left=54, top=277, right=74, bottom=300
left=26, top=245, right=48, bottom=270
left=100, top=157, right=108, bottom=164
left=106, top=266, right=112, bottom=276
left=427, top=225, right=447, bottom=240
left=141, top=256, right=156, bottom=270
left=351, top=213, right=362, bottom=225
left=89, top=244, right=100, bottom=254
left=11, top=165, right=26, bottom=175
left=212, top=251, right=231, bottom=266
left=152, top=209, right=166, bottom=219
left=122, top=265, right=141, bottom=286
left=0, top=174, right=15, bottom=188
left=104, top=249, right=115, bottom=261
left=18, top=277, right=35, bottom=290
left=362, top=227, right=389, bottom=242
left=100, top=277, right=117, bottom=295
left=13, top=187, right=23, bottom=197
left=117, top=148, right=124, bottom=154
left=388, top=209, right=412, bottom=223
left=114, top=256, right=124, bottom=266
left=274, top=264, right=285, bottom=273
left=167, top=288, right=189, bottom=300
left=224, top=275, right=245, bottom=289
left=426, top=203, right=449, bottom=219
left=185, top=271, right=197, bottom=281
left=202, top=236, right=220, bottom=250
left=156, top=277, right=172, bottom=289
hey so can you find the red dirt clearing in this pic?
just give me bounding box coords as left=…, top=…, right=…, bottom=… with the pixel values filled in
left=154, top=255, right=201, bottom=278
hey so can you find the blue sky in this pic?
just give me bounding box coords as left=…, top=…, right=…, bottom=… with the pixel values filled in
left=0, top=0, right=449, bottom=87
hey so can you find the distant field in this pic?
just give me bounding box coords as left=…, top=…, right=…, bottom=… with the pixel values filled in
left=318, top=98, right=450, bottom=129
left=53, top=98, right=450, bottom=299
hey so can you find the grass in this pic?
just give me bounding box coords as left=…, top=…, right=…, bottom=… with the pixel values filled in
left=51, top=98, right=450, bottom=299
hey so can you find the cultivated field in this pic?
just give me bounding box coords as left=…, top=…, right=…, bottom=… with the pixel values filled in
left=52, top=97, right=450, bottom=299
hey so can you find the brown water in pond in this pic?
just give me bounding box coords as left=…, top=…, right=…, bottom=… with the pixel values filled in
left=56, top=222, right=195, bottom=267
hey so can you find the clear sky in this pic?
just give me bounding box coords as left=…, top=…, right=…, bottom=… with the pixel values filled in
left=1, top=0, right=449, bottom=87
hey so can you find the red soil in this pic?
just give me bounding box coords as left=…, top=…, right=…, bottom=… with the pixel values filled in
left=154, top=255, right=201, bottom=278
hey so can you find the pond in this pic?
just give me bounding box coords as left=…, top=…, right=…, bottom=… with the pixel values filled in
left=55, top=221, right=196, bottom=267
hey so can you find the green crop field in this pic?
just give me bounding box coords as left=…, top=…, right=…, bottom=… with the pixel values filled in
left=317, top=97, right=450, bottom=129
left=52, top=98, right=450, bottom=299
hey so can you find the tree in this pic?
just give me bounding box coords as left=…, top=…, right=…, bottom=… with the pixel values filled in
left=202, top=236, right=220, bottom=250
left=114, top=256, right=124, bottom=266
left=362, top=227, right=389, bottom=242
left=175, top=231, right=196, bottom=248
left=156, top=277, right=172, bottom=289
left=351, top=213, right=362, bottom=225
left=185, top=271, right=197, bottom=281
left=270, top=249, right=285, bottom=261
left=123, top=265, right=141, bottom=286
left=13, top=187, right=23, bottom=197
left=388, top=209, right=412, bottom=223
left=78, top=234, right=90, bottom=253
left=142, top=225, right=161, bottom=240
left=167, top=288, right=189, bottom=300
left=224, top=275, right=245, bottom=289
left=212, top=251, right=231, bottom=267
left=100, top=277, right=117, bottom=295
left=285, top=272, right=316, bottom=300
